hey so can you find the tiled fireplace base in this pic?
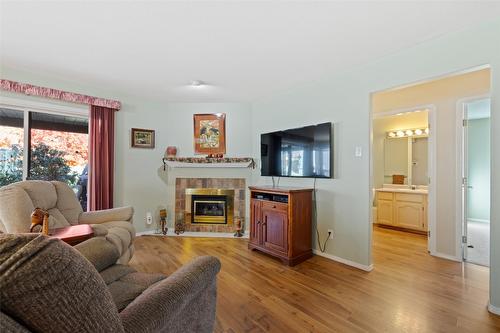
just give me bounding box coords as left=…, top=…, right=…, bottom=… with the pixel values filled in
left=175, top=178, right=246, bottom=233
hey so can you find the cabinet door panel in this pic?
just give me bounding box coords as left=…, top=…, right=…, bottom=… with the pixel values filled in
left=395, top=202, right=424, bottom=230
left=377, top=200, right=393, bottom=225
left=262, top=208, right=288, bottom=254
left=250, top=199, right=262, bottom=245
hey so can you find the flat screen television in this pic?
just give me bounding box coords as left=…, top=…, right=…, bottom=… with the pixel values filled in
left=260, top=122, right=332, bottom=178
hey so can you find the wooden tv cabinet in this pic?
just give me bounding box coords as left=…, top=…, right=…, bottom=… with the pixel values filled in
left=248, top=186, right=313, bottom=266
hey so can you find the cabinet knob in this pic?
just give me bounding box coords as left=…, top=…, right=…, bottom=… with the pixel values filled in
left=272, top=205, right=276, bottom=208
left=257, top=221, right=261, bottom=224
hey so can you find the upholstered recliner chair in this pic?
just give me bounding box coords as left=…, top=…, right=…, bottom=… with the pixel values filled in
left=0, top=233, right=221, bottom=333
left=0, top=180, right=135, bottom=263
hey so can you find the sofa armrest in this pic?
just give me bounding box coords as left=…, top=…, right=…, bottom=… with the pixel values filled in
left=119, top=256, right=221, bottom=333
left=79, top=206, right=133, bottom=224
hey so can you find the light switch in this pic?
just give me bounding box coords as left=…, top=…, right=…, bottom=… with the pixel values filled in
left=355, top=146, right=362, bottom=157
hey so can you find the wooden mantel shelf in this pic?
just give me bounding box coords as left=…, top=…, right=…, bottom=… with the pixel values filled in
left=162, top=157, right=255, bottom=170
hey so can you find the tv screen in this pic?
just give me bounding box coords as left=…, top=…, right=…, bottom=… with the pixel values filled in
left=260, top=122, right=332, bottom=178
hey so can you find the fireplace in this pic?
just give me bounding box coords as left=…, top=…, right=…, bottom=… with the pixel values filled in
left=185, top=188, right=234, bottom=226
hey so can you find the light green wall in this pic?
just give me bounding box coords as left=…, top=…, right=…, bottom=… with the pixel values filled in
left=2, top=19, right=500, bottom=309
left=467, top=118, right=490, bottom=222
left=0, top=66, right=253, bottom=234
left=252, top=19, right=500, bottom=308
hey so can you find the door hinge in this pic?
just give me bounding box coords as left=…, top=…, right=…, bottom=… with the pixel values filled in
left=463, top=119, right=468, bottom=127
left=462, top=235, right=467, bottom=243
left=462, top=177, right=467, bottom=185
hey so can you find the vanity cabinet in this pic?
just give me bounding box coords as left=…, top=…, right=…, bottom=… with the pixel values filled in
left=376, top=191, right=427, bottom=232
left=249, top=186, right=313, bottom=266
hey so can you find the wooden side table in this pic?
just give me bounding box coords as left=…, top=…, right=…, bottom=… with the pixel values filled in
left=49, top=224, right=94, bottom=246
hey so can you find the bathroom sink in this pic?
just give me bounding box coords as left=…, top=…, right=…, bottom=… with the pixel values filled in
left=376, top=185, right=428, bottom=194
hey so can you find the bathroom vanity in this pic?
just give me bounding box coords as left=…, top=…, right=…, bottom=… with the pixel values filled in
left=376, top=186, right=428, bottom=233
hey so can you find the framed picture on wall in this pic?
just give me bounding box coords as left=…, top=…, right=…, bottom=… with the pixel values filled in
left=131, top=128, right=155, bottom=148
left=193, top=113, right=226, bottom=155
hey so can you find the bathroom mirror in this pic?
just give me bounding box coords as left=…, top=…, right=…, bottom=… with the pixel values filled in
left=384, top=137, right=428, bottom=185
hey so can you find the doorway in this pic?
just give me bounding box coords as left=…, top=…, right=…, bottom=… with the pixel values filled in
left=460, top=97, right=491, bottom=266
left=371, top=106, right=434, bottom=252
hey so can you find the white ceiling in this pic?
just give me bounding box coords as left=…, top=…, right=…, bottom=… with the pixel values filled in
left=1, top=1, right=500, bottom=103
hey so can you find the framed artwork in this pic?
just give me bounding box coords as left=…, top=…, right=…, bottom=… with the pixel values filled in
left=193, top=113, right=226, bottom=154
left=131, top=128, right=155, bottom=148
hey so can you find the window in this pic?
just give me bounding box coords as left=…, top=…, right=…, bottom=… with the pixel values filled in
left=0, top=108, right=24, bottom=185
left=0, top=105, right=89, bottom=210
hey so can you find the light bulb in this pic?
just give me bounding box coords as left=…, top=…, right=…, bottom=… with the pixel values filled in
left=405, top=130, right=413, bottom=136
left=388, top=132, right=396, bottom=138
left=415, top=129, right=423, bottom=135
left=425, top=128, right=429, bottom=134
left=396, top=130, right=405, bottom=137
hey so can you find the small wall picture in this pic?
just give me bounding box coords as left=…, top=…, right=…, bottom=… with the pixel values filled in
left=131, top=128, right=155, bottom=148
left=193, top=113, right=226, bottom=154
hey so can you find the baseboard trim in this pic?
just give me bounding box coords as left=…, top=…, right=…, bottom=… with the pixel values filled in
left=136, top=230, right=156, bottom=236
left=467, top=218, right=490, bottom=224
left=488, top=302, right=500, bottom=316
left=136, top=229, right=249, bottom=239
left=312, top=249, right=373, bottom=272
left=431, top=251, right=462, bottom=262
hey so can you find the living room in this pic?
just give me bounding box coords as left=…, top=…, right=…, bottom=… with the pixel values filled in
left=1, top=1, right=500, bottom=332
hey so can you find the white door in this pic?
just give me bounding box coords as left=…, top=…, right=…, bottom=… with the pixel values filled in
left=462, top=98, right=490, bottom=266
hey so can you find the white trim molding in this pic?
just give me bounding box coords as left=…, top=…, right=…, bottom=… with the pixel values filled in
left=488, top=302, right=500, bottom=316
left=313, top=249, right=373, bottom=272
left=467, top=218, right=490, bottom=224
left=136, top=229, right=249, bottom=239
left=0, top=95, right=88, bottom=117
left=455, top=94, right=492, bottom=262
left=370, top=104, right=437, bottom=256
left=431, top=251, right=462, bottom=262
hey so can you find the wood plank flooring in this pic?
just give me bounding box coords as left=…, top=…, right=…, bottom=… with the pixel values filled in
left=129, top=226, right=500, bottom=332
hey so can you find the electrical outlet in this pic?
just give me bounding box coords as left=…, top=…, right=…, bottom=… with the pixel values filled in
left=327, top=229, right=334, bottom=240
left=146, top=212, right=153, bottom=225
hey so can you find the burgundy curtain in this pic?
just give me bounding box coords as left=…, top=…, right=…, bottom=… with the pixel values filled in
left=88, top=105, right=115, bottom=211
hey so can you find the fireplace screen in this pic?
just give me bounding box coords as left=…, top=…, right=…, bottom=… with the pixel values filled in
left=192, top=195, right=228, bottom=224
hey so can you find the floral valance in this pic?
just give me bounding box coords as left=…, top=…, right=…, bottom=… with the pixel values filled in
left=0, top=79, right=121, bottom=110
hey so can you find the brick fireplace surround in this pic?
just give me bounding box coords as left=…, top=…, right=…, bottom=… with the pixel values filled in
left=175, top=178, right=246, bottom=232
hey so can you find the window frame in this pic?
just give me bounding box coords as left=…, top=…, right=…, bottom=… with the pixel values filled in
left=0, top=96, right=89, bottom=181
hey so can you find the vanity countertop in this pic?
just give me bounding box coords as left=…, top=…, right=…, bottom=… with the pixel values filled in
left=376, top=187, right=428, bottom=195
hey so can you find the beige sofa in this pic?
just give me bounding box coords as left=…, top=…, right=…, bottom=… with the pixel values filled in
left=0, top=180, right=135, bottom=264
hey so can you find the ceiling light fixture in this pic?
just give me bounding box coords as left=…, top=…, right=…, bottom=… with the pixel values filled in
left=190, top=80, right=205, bottom=87
left=387, top=127, right=429, bottom=139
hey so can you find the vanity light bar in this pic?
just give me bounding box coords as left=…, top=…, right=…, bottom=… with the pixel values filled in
left=387, top=127, right=429, bottom=138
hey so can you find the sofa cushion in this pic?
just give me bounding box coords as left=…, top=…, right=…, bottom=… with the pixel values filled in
left=101, top=221, right=136, bottom=240
left=108, top=281, right=146, bottom=312
left=52, top=181, right=83, bottom=225
left=90, top=223, right=109, bottom=237
left=120, top=272, right=166, bottom=288
left=75, top=237, right=120, bottom=272
left=16, top=180, right=58, bottom=211
left=107, top=272, right=166, bottom=312
left=0, top=185, right=35, bottom=233
left=104, top=226, right=132, bottom=255
left=0, top=233, right=124, bottom=332
left=100, top=264, right=137, bottom=284
left=47, top=208, right=71, bottom=228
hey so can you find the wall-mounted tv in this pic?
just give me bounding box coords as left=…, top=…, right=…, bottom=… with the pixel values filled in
left=260, top=122, right=332, bottom=178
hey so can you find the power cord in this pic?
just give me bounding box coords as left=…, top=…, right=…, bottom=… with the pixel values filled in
left=313, top=177, right=331, bottom=252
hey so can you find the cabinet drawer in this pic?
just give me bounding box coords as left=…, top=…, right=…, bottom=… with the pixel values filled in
left=395, top=193, right=424, bottom=203
left=377, top=191, right=393, bottom=201
left=262, top=201, right=288, bottom=212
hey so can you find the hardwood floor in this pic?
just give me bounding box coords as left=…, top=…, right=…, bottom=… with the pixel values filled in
left=130, top=226, right=500, bottom=332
